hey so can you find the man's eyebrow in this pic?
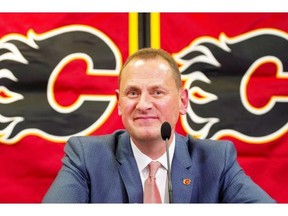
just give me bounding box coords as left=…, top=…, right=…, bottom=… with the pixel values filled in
left=122, top=85, right=139, bottom=92
left=124, top=84, right=138, bottom=89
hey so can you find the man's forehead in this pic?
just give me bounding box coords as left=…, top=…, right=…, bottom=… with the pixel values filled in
left=126, top=57, right=171, bottom=72
left=120, top=71, right=177, bottom=91
left=132, top=59, right=145, bottom=67
left=119, top=57, right=176, bottom=88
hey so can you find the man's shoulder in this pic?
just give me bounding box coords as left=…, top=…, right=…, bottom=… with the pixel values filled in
left=176, top=134, right=239, bottom=172
left=61, top=130, right=129, bottom=163
left=68, top=129, right=127, bottom=144
left=65, top=129, right=128, bottom=153
left=189, top=136, right=233, bottom=148
left=177, top=133, right=236, bottom=158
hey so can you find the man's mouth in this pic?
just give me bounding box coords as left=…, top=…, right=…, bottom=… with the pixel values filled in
left=134, top=116, right=158, bottom=121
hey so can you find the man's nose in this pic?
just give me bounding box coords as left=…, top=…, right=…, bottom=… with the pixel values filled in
left=136, top=93, right=152, bottom=111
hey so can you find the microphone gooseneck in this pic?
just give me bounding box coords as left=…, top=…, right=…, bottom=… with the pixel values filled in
left=160, top=122, right=173, bottom=203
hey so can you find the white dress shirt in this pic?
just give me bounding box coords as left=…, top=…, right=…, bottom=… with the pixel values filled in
left=131, top=135, right=175, bottom=203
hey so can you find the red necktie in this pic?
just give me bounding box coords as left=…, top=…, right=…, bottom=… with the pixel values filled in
left=143, top=161, right=162, bottom=203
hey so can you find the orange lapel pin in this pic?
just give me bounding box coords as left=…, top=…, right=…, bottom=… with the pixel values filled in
left=183, top=178, right=191, bottom=185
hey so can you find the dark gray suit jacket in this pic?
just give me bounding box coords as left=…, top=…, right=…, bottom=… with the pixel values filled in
left=42, top=130, right=275, bottom=203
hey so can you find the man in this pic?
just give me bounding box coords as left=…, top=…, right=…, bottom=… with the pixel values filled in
left=42, top=48, right=275, bottom=203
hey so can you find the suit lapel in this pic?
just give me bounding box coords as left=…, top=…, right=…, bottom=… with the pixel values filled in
left=171, top=134, right=199, bottom=203
left=116, top=132, right=143, bottom=203
left=115, top=132, right=199, bottom=203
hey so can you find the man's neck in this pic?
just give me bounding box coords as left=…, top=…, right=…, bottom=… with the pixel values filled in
left=131, top=134, right=174, bottom=160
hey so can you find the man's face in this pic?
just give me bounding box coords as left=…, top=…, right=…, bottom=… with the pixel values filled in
left=116, top=57, right=188, bottom=143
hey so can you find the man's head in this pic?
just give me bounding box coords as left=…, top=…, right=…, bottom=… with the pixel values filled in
left=119, top=48, right=182, bottom=90
left=116, top=48, right=188, bottom=144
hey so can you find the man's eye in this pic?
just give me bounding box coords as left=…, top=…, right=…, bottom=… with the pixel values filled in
left=153, top=90, right=164, bottom=96
left=127, top=91, right=138, bottom=97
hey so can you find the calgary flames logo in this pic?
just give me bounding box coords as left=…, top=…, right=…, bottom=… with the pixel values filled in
left=1, top=25, right=287, bottom=145
left=0, top=25, right=121, bottom=144
left=176, top=28, right=288, bottom=143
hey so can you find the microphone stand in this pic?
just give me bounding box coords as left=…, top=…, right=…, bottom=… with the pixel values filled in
left=165, top=137, right=173, bottom=203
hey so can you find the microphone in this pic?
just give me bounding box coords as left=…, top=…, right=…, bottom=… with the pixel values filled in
left=161, top=122, right=172, bottom=203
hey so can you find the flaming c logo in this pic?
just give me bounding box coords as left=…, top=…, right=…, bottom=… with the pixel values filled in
left=176, top=28, right=288, bottom=144
left=0, top=25, right=121, bottom=144
left=1, top=26, right=287, bottom=145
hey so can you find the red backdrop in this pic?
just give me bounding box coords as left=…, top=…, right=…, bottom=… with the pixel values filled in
left=0, top=13, right=287, bottom=203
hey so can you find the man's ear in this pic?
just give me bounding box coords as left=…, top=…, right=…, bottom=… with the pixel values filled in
left=180, top=88, right=188, bottom=115
left=115, top=89, right=120, bottom=100
left=115, top=89, right=122, bottom=116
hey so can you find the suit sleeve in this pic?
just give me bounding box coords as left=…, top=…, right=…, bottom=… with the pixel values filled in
left=220, top=141, right=276, bottom=203
left=42, top=137, right=90, bottom=203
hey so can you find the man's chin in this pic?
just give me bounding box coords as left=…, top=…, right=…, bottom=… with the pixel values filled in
left=132, top=128, right=160, bottom=141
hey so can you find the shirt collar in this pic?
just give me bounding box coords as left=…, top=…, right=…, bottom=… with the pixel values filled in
left=131, top=134, right=175, bottom=172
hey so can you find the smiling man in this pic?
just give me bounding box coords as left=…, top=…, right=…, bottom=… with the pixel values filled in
left=42, top=48, right=275, bottom=203
left=116, top=49, right=188, bottom=160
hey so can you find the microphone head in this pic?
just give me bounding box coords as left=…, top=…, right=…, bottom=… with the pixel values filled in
left=161, top=122, right=172, bottom=140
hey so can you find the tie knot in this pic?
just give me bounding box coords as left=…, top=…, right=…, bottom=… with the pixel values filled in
left=148, top=161, right=161, bottom=178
